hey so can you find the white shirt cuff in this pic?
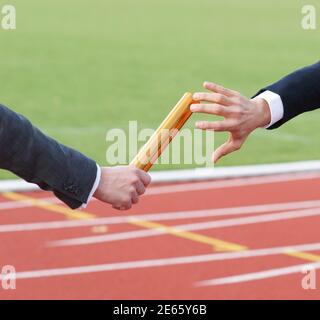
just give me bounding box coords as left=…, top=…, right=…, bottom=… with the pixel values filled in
left=256, top=90, right=284, bottom=128
left=81, top=164, right=101, bottom=209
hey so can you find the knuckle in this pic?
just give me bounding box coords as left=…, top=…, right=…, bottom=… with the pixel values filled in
left=126, top=201, right=132, bottom=208
left=197, top=93, right=205, bottom=100
left=232, top=142, right=242, bottom=150
left=233, top=97, right=243, bottom=105
left=234, top=107, right=244, bottom=117
left=229, top=122, right=238, bottom=130
left=129, top=167, right=138, bottom=174
left=133, top=197, right=139, bottom=204
left=197, top=104, right=205, bottom=112
left=122, top=195, right=131, bottom=203
left=130, top=176, right=139, bottom=184
left=213, top=122, right=221, bottom=130
left=215, top=94, right=223, bottom=103
left=199, top=105, right=207, bottom=113
left=207, top=93, right=213, bottom=101
left=214, top=105, right=223, bottom=113
left=145, top=174, right=151, bottom=185
left=129, top=186, right=136, bottom=194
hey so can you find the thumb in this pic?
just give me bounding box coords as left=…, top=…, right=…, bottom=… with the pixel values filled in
left=213, top=140, right=242, bottom=163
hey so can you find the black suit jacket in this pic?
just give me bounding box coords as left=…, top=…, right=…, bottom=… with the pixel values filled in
left=0, top=104, right=97, bottom=209
left=255, top=61, right=320, bottom=129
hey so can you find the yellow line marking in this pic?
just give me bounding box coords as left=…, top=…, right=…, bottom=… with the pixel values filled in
left=2, top=192, right=246, bottom=252
left=129, top=219, right=247, bottom=252
left=4, top=192, right=320, bottom=262
left=3, top=192, right=95, bottom=220
left=285, top=251, right=320, bottom=262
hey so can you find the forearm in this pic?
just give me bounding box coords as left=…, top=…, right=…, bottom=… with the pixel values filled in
left=0, top=103, right=97, bottom=208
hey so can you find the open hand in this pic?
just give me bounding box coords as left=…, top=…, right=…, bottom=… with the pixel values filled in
left=191, top=81, right=271, bottom=163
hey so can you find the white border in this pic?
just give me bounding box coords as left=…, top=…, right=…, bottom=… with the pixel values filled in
left=150, top=160, right=320, bottom=182
left=0, top=160, right=320, bottom=192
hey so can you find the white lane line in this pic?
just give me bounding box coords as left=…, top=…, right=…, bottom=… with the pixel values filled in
left=49, top=207, right=320, bottom=247
left=2, top=199, right=320, bottom=233
left=196, top=261, right=320, bottom=287
left=0, top=201, right=35, bottom=210
left=1, top=172, right=320, bottom=212
left=3, top=242, right=320, bottom=280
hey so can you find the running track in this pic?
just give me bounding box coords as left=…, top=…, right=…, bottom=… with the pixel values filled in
left=1, top=172, right=320, bottom=299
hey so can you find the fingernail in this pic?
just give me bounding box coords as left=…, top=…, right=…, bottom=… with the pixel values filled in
left=190, top=104, right=198, bottom=112
left=193, top=93, right=200, bottom=100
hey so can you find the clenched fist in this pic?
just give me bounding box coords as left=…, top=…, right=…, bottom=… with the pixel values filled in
left=94, top=165, right=151, bottom=210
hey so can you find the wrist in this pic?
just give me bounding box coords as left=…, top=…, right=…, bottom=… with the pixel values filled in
left=252, top=98, right=271, bottom=128
left=93, top=167, right=104, bottom=199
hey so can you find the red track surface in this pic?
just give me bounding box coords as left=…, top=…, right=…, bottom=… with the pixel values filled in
left=1, top=172, right=320, bottom=299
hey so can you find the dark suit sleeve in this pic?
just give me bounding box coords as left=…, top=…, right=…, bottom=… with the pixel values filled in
left=0, top=103, right=98, bottom=209
left=254, top=61, right=320, bottom=129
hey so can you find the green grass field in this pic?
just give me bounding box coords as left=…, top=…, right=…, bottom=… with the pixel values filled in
left=0, top=0, right=319, bottom=179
